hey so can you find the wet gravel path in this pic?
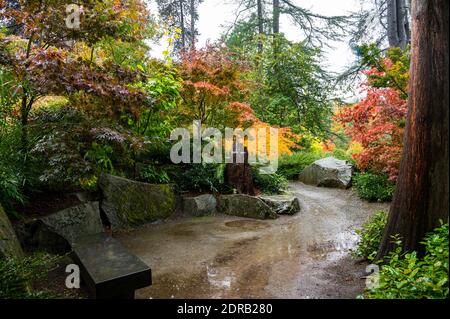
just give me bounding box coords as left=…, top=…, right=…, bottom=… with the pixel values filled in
left=116, top=182, right=389, bottom=299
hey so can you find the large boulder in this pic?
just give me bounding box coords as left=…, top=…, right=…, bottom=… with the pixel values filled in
left=38, top=202, right=104, bottom=243
left=183, top=194, right=217, bottom=217
left=259, top=195, right=301, bottom=215
left=299, top=157, right=353, bottom=189
left=218, top=194, right=278, bottom=220
left=99, top=174, right=176, bottom=230
left=0, top=204, right=24, bottom=258
left=24, top=202, right=104, bottom=253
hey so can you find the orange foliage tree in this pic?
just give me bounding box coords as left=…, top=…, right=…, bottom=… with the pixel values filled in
left=177, top=44, right=248, bottom=128
left=179, top=45, right=299, bottom=159
left=228, top=102, right=300, bottom=157
left=178, top=45, right=299, bottom=157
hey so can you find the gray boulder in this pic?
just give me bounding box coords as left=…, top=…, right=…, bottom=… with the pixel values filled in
left=17, top=202, right=103, bottom=254
left=299, top=157, right=353, bottom=189
left=37, top=202, right=104, bottom=249
left=183, top=194, right=217, bottom=216
left=259, top=195, right=301, bottom=215
left=99, top=174, right=176, bottom=230
left=218, top=194, right=278, bottom=220
left=0, top=204, right=23, bottom=258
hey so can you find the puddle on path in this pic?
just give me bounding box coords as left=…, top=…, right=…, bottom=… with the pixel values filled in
left=116, top=182, right=389, bottom=299
left=224, top=220, right=270, bottom=230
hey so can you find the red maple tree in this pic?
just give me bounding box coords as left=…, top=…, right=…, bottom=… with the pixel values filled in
left=335, top=64, right=408, bottom=180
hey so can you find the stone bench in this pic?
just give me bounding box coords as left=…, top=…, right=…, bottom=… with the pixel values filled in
left=72, top=233, right=151, bottom=299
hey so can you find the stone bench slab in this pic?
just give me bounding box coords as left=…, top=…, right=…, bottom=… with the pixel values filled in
left=72, top=233, right=151, bottom=299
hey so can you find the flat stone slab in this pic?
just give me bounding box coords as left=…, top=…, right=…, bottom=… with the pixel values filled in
left=72, top=233, right=151, bottom=299
left=39, top=201, right=104, bottom=244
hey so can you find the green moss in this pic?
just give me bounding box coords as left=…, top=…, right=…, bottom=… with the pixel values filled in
left=0, top=204, right=24, bottom=258
left=100, top=174, right=176, bottom=229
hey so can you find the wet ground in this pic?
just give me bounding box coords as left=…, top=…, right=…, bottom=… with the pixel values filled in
left=116, top=182, right=389, bottom=299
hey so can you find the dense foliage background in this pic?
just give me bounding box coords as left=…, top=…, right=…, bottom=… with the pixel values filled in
left=0, top=0, right=447, bottom=300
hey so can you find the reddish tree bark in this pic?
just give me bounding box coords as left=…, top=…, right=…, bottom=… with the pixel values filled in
left=377, top=0, right=449, bottom=259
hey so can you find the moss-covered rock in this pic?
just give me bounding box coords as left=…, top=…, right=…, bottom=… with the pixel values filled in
left=218, top=194, right=278, bottom=220
left=0, top=204, right=23, bottom=258
left=99, top=173, right=176, bottom=230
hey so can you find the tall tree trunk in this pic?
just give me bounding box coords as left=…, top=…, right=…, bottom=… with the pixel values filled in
left=190, top=0, right=196, bottom=50
left=257, top=0, right=264, bottom=53
left=398, top=0, right=410, bottom=48
left=376, top=0, right=449, bottom=259
left=401, top=0, right=411, bottom=46
left=387, top=0, right=399, bottom=46
left=179, top=0, right=186, bottom=52
left=387, top=0, right=410, bottom=49
left=272, top=0, right=280, bottom=34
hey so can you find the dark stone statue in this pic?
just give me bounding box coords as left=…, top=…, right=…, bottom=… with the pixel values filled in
left=225, top=145, right=256, bottom=195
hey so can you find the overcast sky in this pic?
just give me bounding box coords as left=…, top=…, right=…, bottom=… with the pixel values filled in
left=148, top=0, right=363, bottom=74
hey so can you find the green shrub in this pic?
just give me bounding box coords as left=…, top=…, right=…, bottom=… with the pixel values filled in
left=139, top=164, right=170, bottom=184
left=253, top=169, right=288, bottom=194
left=332, top=147, right=356, bottom=164
left=84, top=142, right=114, bottom=173
left=0, top=127, right=25, bottom=211
left=27, top=107, right=146, bottom=191
left=0, top=253, right=61, bottom=299
left=364, top=223, right=449, bottom=299
left=278, top=151, right=325, bottom=180
left=31, top=105, right=84, bottom=124
left=353, top=211, right=387, bottom=260
left=177, top=164, right=226, bottom=193
left=0, top=67, right=19, bottom=126
left=353, top=172, right=395, bottom=202
left=34, top=96, right=68, bottom=110
left=0, top=165, right=24, bottom=212
left=141, top=141, right=173, bottom=164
